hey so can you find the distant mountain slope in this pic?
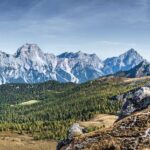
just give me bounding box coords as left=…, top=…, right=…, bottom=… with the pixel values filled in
left=0, top=44, right=104, bottom=84
left=114, top=61, right=150, bottom=78
left=103, top=49, right=144, bottom=75
left=0, top=44, right=145, bottom=84
left=57, top=51, right=104, bottom=83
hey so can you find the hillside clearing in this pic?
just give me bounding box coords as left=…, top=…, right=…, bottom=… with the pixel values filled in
left=11, top=100, right=40, bottom=107
left=19, top=100, right=39, bottom=106
left=79, top=114, right=117, bottom=129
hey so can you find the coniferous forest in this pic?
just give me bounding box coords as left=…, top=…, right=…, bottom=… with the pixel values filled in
left=0, top=77, right=148, bottom=140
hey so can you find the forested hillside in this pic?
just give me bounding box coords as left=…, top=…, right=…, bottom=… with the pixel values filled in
left=0, top=77, right=148, bottom=140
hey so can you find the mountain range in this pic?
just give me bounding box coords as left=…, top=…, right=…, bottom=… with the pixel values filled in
left=113, top=60, right=150, bottom=78
left=0, top=43, right=146, bottom=84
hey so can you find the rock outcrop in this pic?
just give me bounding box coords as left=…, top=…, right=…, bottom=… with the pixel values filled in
left=57, top=123, right=86, bottom=150
left=58, top=106, right=150, bottom=150
left=68, top=123, right=85, bottom=140
left=116, top=86, right=150, bottom=119
left=58, top=87, right=150, bottom=150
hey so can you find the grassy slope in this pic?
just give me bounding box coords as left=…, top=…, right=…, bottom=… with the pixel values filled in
left=0, top=132, right=56, bottom=150
left=0, top=77, right=149, bottom=140
left=79, top=114, right=117, bottom=129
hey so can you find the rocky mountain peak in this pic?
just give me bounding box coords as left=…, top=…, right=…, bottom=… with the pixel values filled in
left=58, top=51, right=96, bottom=59
left=125, top=48, right=138, bottom=55
left=57, top=52, right=77, bottom=58
left=120, top=48, right=143, bottom=61
left=14, top=43, right=44, bottom=58
left=0, top=51, right=10, bottom=58
left=103, top=48, right=144, bottom=75
left=0, top=45, right=147, bottom=84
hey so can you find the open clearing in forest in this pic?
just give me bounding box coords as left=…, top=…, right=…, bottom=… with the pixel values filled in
left=11, top=100, right=40, bottom=107
left=79, top=114, right=117, bottom=129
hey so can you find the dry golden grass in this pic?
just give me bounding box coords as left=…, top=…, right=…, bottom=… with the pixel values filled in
left=0, top=132, right=57, bottom=150
left=79, top=114, right=117, bottom=129
left=123, top=76, right=150, bottom=83
left=0, top=114, right=117, bottom=150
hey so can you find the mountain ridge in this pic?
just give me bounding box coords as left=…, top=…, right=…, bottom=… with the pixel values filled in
left=0, top=43, right=145, bottom=84
left=113, top=60, right=150, bottom=78
left=102, top=48, right=144, bottom=75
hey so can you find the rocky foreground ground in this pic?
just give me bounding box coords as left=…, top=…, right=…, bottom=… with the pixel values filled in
left=58, top=86, right=150, bottom=150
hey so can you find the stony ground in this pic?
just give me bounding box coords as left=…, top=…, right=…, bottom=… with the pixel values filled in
left=60, top=107, right=150, bottom=150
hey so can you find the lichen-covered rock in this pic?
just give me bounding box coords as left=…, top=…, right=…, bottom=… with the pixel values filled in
left=116, top=86, right=150, bottom=119
left=58, top=87, right=150, bottom=150
left=68, top=123, right=85, bottom=140
left=58, top=107, right=150, bottom=150
left=57, top=123, right=86, bottom=150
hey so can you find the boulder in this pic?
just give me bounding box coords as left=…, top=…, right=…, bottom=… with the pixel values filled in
left=68, top=123, right=84, bottom=140
left=118, top=86, right=150, bottom=119
left=57, top=123, right=85, bottom=150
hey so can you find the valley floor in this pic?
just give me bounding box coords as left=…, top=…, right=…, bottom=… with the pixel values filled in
left=0, top=132, right=57, bottom=150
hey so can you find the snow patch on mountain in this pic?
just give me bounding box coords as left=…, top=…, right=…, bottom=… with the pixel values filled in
left=103, top=49, right=144, bottom=75
left=0, top=44, right=145, bottom=84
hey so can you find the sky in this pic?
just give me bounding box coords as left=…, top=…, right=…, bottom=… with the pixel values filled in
left=0, top=0, right=150, bottom=60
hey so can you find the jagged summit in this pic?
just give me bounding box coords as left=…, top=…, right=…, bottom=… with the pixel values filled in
left=119, top=48, right=143, bottom=61
left=103, top=48, right=144, bottom=75
left=114, top=60, right=150, bottom=78
left=0, top=44, right=146, bottom=84
left=14, top=43, right=44, bottom=58
left=124, top=48, right=139, bottom=54
left=0, top=51, right=10, bottom=57
left=58, top=51, right=78, bottom=58
left=57, top=51, right=97, bottom=59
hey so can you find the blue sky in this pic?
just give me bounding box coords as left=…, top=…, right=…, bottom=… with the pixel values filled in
left=0, top=0, right=150, bottom=60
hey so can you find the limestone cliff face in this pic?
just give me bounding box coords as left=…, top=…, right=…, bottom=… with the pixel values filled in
left=58, top=87, right=150, bottom=150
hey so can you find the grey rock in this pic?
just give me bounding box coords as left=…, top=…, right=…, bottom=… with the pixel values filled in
left=68, top=123, right=84, bottom=140
left=0, top=44, right=145, bottom=84
left=118, top=86, right=150, bottom=119
left=103, top=49, right=144, bottom=75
